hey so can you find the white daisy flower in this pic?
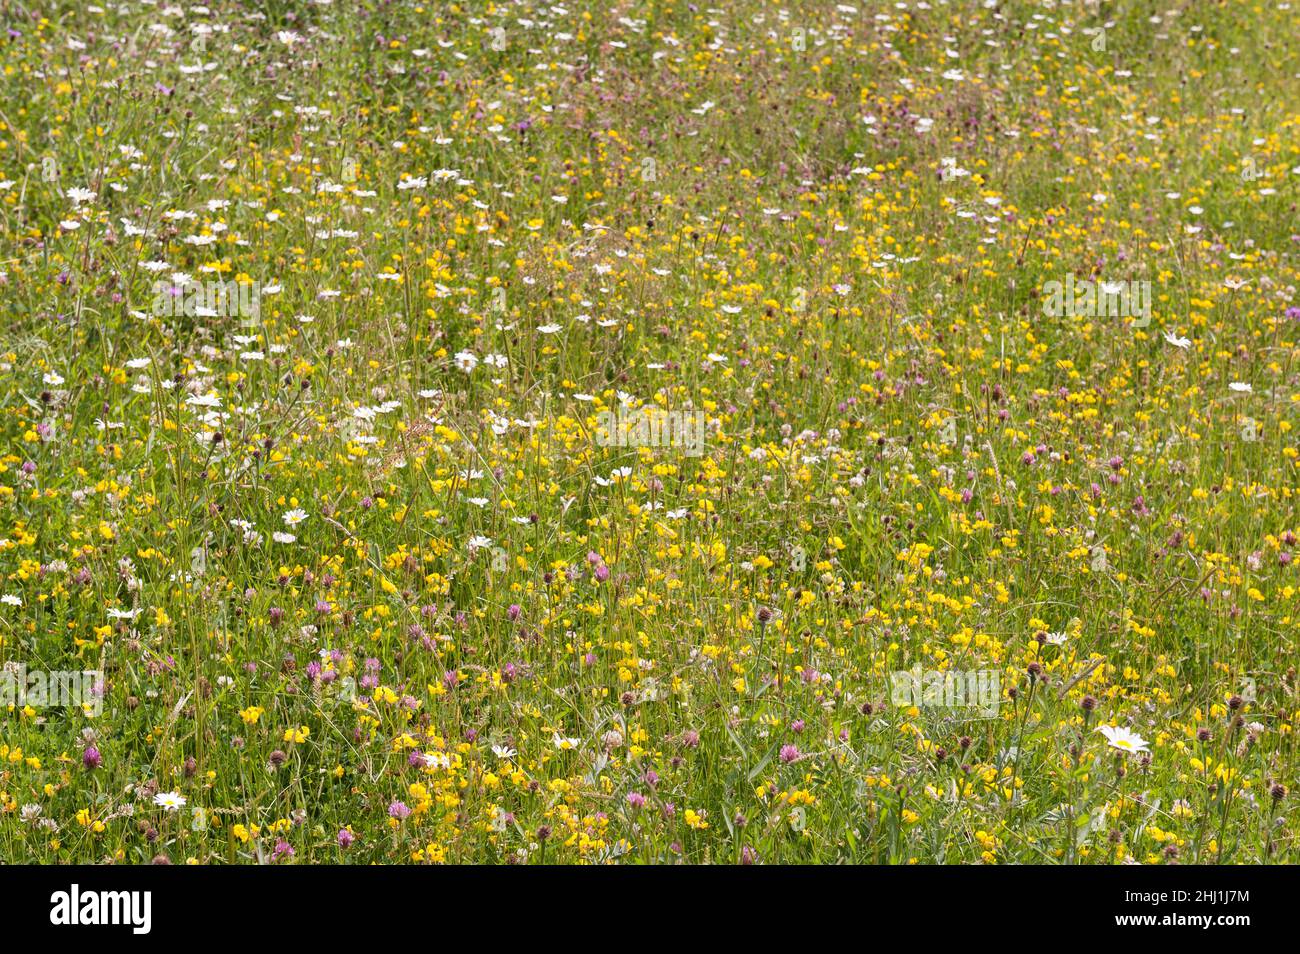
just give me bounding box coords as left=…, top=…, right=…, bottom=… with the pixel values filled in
left=1097, top=725, right=1149, bottom=755
left=153, top=791, right=187, bottom=811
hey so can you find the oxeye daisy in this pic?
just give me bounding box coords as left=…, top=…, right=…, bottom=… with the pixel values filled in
left=153, top=792, right=187, bottom=811
left=1097, top=725, right=1150, bottom=755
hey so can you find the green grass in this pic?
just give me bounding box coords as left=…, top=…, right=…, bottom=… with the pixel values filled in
left=0, top=0, right=1299, bottom=864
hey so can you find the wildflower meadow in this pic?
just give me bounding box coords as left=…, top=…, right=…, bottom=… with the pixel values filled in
left=1, top=0, right=1299, bottom=869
